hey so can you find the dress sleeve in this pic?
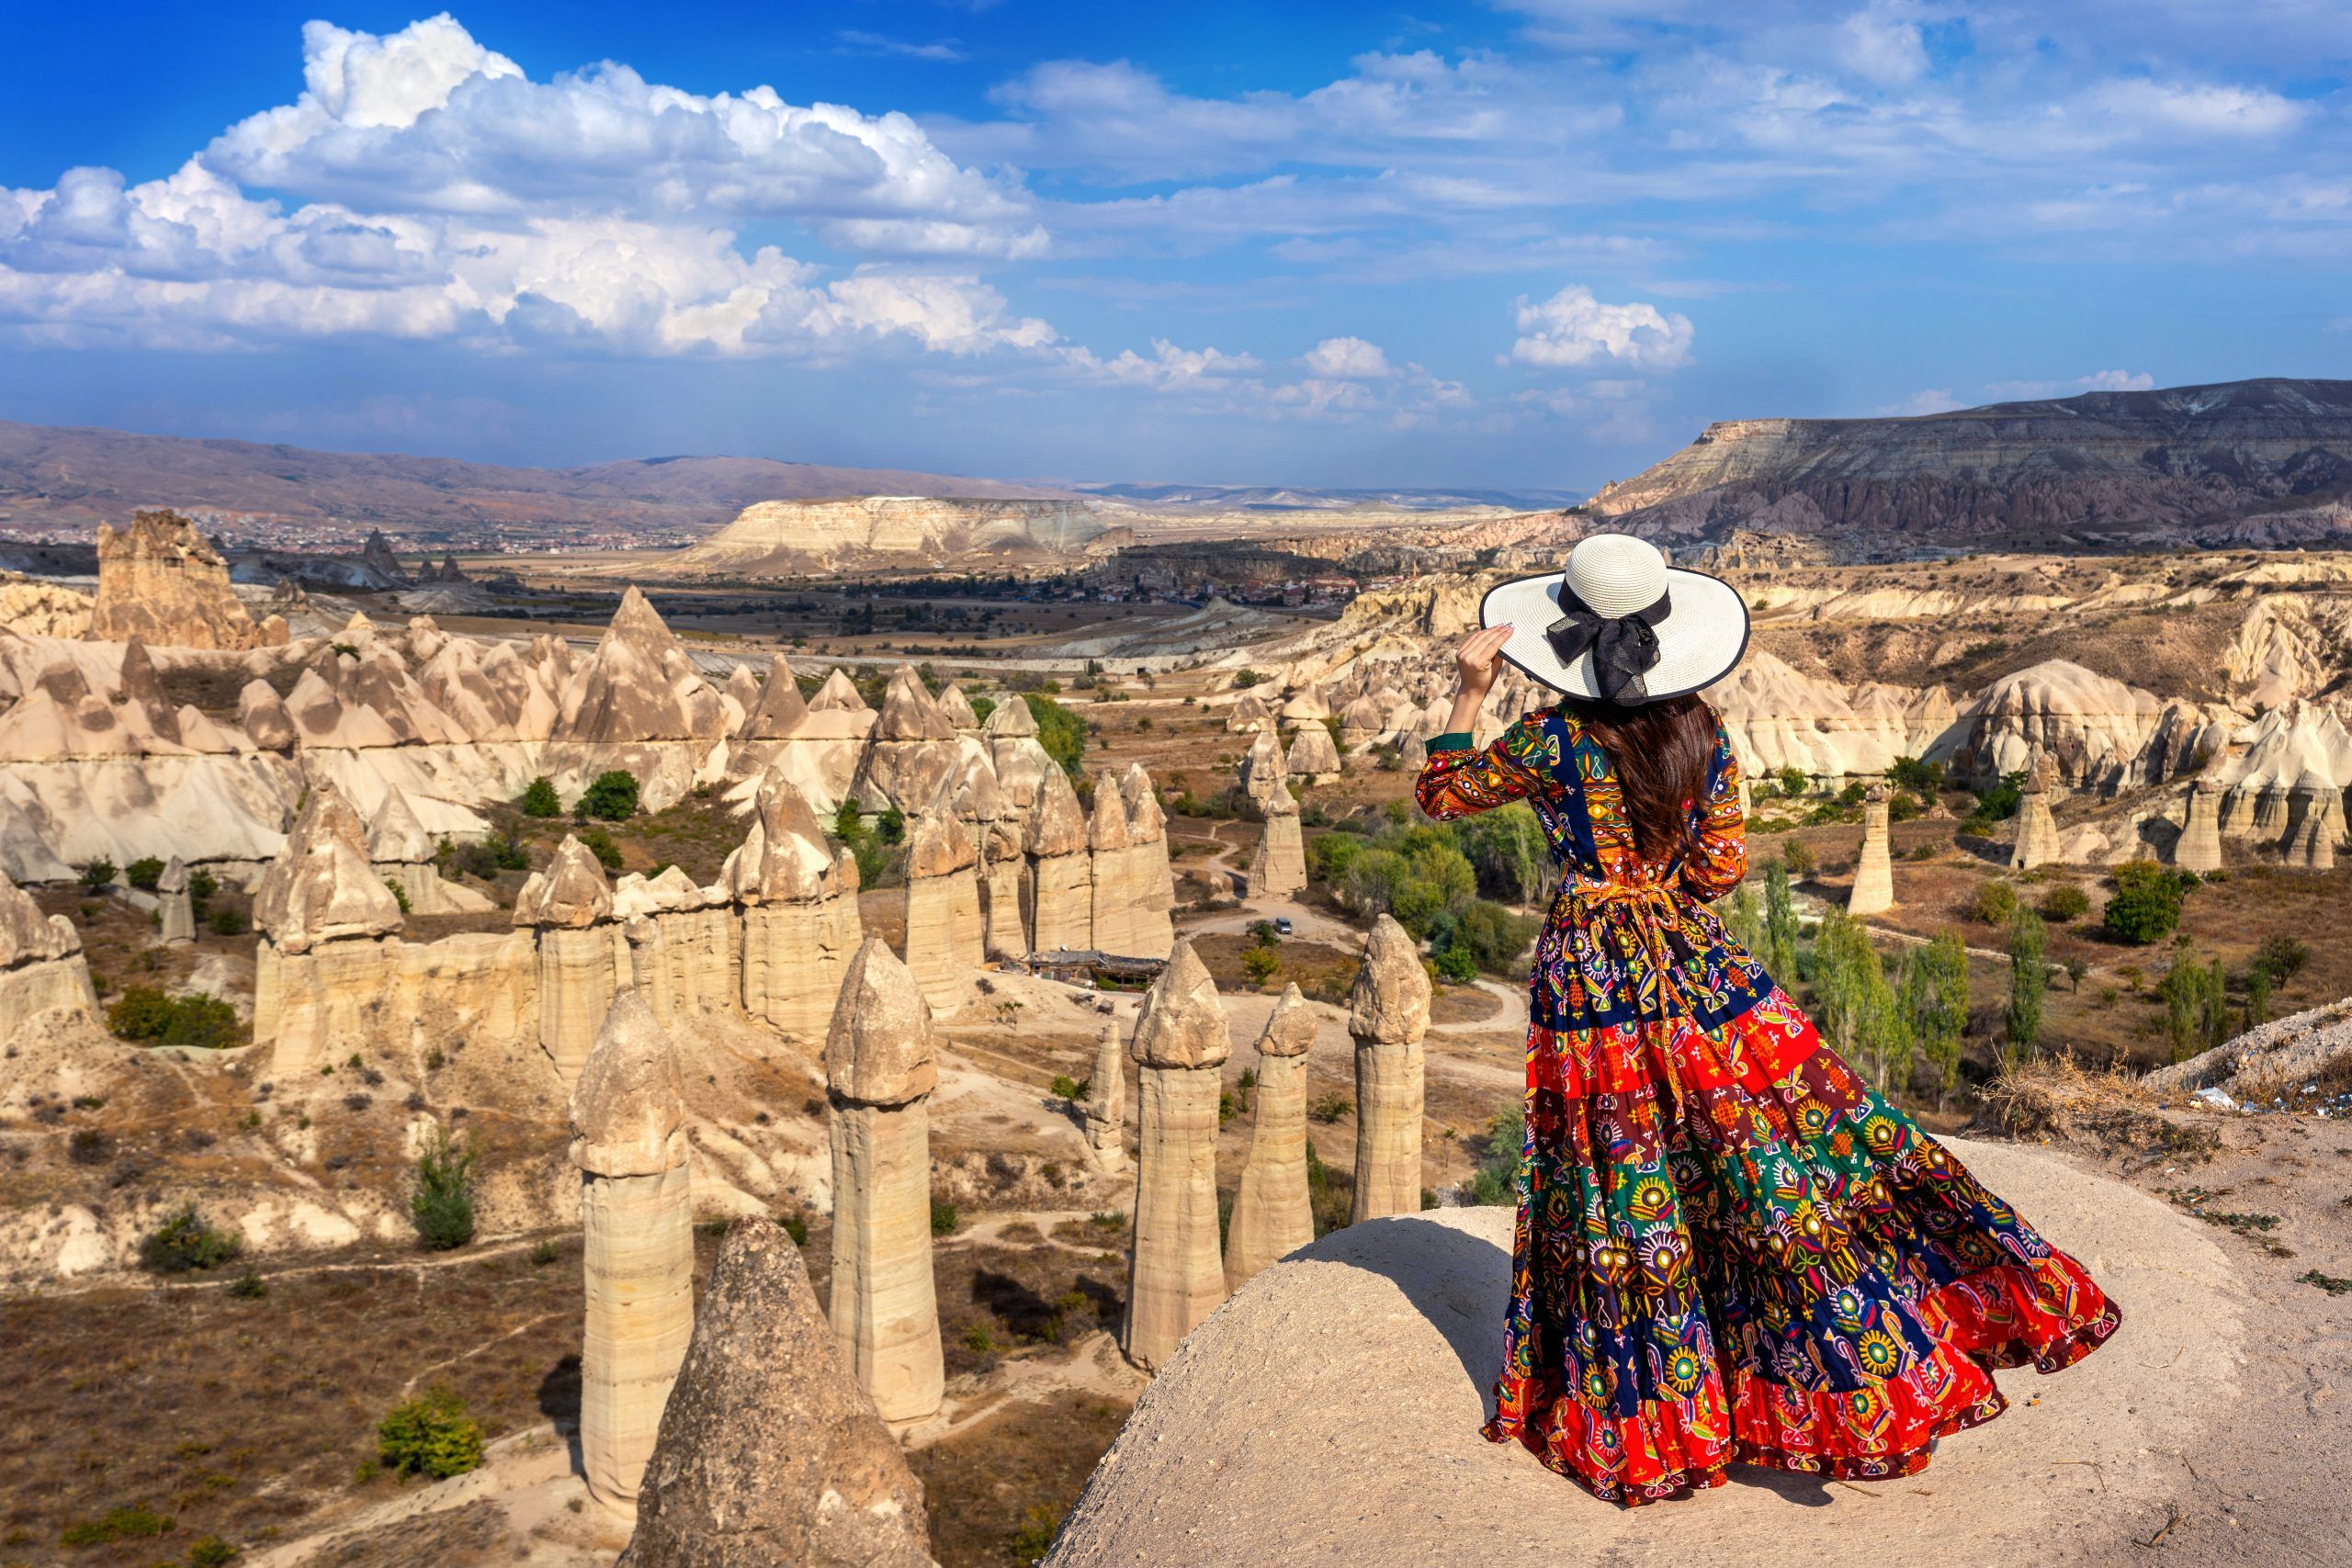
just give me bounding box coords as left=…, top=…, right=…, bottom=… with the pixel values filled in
left=1415, top=712, right=1547, bottom=821
left=1678, top=724, right=1747, bottom=901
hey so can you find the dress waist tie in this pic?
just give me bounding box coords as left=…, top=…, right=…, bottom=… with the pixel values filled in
left=1562, top=876, right=1697, bottom=1126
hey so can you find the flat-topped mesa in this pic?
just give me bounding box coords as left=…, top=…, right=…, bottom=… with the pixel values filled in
left=1025, top=766, right=1093, bottom=953
left=0, top=868, right=99, bottom=1034
left=824, top=938, right=945, bottom=1424
left=2283, top=768, right=2342, bottom=871
left=1123, top=940, right=1231, bottom=1371
left=1240, top=728, right=1290, bottom=806
left=515, top=835, right=618, bottom=1087
left=1120, top=764, right=1176, bottom=960
left=1286, top=723, right=1342, bottom=781
left=1084, top=1022, right=1126, bottom=1174
left=1849, top=784, right=1895, bottom=915
left=251, top=782, right=406, bottom=1072
left=726, top=768, right=863, bottom=1038
left=91, top=508, right=280, bottom=650
left=1349, top=915, right=1430, bottom=1224
left=1248, top=787, right=1308, bottom=901
left=571, top=989, right=695, bottom=1518
left=2174, top=779, right=2225, bottom=874
left=156, top=854, right=195, bottom=946
left=983, top=692, right=1056, bottom=818
left=854, top=665, right=961, bottom=814
left=1225, top=985, right=1318, bottom=1289
left=901, top=791, right=983, bottom=1013
left=616, top=1219, right=938, bottom=1568
left=1088, top=771, right=1139, bottom=958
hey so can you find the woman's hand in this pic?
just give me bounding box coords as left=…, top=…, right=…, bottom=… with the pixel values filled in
left=1446, top=623, right=1514, bottom=733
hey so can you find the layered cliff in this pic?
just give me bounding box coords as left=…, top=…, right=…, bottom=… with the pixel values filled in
left=661, top=496, right=1112, bottom=575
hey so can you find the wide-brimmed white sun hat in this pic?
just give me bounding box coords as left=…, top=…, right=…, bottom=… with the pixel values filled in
left=1479, top=534, right=1749, bottom=704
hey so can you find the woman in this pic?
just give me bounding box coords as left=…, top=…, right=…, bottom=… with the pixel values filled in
left=1417, top=535, right=2119, bottom=1507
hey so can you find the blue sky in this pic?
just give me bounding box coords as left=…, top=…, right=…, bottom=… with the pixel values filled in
left=2, top=2, right=2346, bottom=492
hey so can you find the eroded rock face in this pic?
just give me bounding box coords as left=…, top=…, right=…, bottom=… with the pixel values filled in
left=618, top=1218, right=937, bottom=1568
left=902, top=806, right=983, bottom=1013
left=1124, top=941, right=1231, bottom=1371
left=1025, top=768, right=1092, bottom=953
left=516, top=836, right=618, bottom=1087
left=0, top=868, right=97, bottom=1033
left=91, top=509, right=277, bottom=650
left=254, top=783, right=405, bottom=955
left=1084, top=1023, right=1126, bottom=1173
left=1349, top=917, right=1429, bottom=1224
left=555, top=587, right=728, bottom=747
left=1849, top=787, right=1894, bottom=914
left=571, top=990, right=695, bottom=1517
left=1087, top=774, right=1139, bottom=958
left=825, top=938, right=944, bottom=1426
left=1247, top=792, right=1307, bottom=900
left=1286, top=725, right=1342, bottom=779
left=1225, top=987, right=1317, bottom=1289
left=1119, top=765, right=1176, bottom=959
left=1240, top=729, right=1289, bottom=806
left=2175, top=781, right=2224, bottom=873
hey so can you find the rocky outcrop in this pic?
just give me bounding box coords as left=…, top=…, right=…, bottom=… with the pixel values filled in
left=617, top=1217, right=937, bottom=1568
left=854, top=667, right=960, bottom=815
left=1337, top=696, right=1385, bottom=753
left=156, top=855, right=195, bottom=946
left=2148, top=996, right=2352, bottom=1099
left=1224, top=986, right=1317, bottom=1289
left=1849, top=786, right=1894, bottom=914
left=1025, top=768, right=1092, bottom=953
left=572, top=990, right=695, bottom=1518
left=825, top=938, right=944, bottom=1425
left=1119, top=765, right=1175, bottom=959
left=90, top=509, right=278, bottom=650
left=0, top=573, right=92, bottom=637
left=935, top=684, right=980, bottom=733
left=546, top=587, right=729, bottom=812
left=1084, top=1022, right=1125, bottom=1174
left=368, top=785, right=493, bottom=916
left=252, top=783, right=405, bottom=1074
left=1349, top=916, right=1430, bottom=1224
left=726, top=769, right=862, bottom=1038
left=729, top=656, right=871, bottom=815
left=2010, top=764, right=2061, bottom=871
left=901, top=796, right=982, bottom=1013
left=1246, top=790, right=1308, bottom=901
left=983, top=693, right=1056, bottom=819
left=2174, top=781, right=2224, bottom=874
left=1123, top=940, right=1231, bottom=1371
left=2282, top=769, right=2342, bottom=871
left=669, top=495, right=1106, bottom=575
left=615, top=867, right=733, bottom=1023
left=1285, top=724, right=1341, bottom=780
left=0, top=868, right=97, bottom=1034
left=1240, top=728, right=1289, bottom=807
left=1087, top=772, right=1138, bottom=958
left=514, top=836, right=618, bottom=1087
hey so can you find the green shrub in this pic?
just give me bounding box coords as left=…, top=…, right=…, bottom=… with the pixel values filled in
left=528, top=1237, right=561, bottom=1267
left=187, top=1535, right=240, bottom=1567
left=411, top=1128, right=478, bottom=1250
left=491, top=832, right=531, bottom=871
left=208, top=906, right=251, bottom=936
left=107, top=986, right=175, bottom=1041
left=578, top=828, right=623, bottom=872
left=2038, top=884, right=2090, bottom=922
left=2101, top=859, right=2187, bottom=944
left=125, top=855, right=165, bottom=891
left=931, top=1200, right=960, bottom=1235
left=187, top=867, right=219, bottom=914
left=1011, top=1502, right=1064, bottom=1562
left=1308, top=1092, right=1353, bottom=1123
left=515, top=776, right=561, bottom=818
left=1050, top=1074, right=1084, bottom=1101
left=1968, top=881, right=2018, bottom=925
left=1231, top=669, right=1264, bottom=688
left=58, top=1505, right=175, bottom=1546
left=383, top=876, right=411, bottom=915
left=876, top=806, right=906, bottom=846
left=1461, top=1099, right=1525, bottom=1206
left=1966, top=770, right=2030, bottom=829
left=141, top=1204, right=241, bottom=1273
left=1241, top=947, right=1280, bottom=985
left=377, top=1387, right=483, bottom=1479
left=2253, top=934, right=2310, bottom=987
left=580, top=770, right=641, bottom=820
left=1432, top=946, right=1479, bottom=983
left=1246, top=919, right=1279, bottom=948
left=1779, top=840, right=1817, bottom=875
left=1023, top=693, right=1087, bottom=777
left=227, top=1268, right=268, bottom=1300
left=1888, top=756, right=1945, bottom=793
left=79, top=857, right=118, bottom=890
left=1777, top=766, right=1808, bottom=796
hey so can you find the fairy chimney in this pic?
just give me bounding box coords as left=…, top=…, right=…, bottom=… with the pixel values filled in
left=1349, top=915, right=1430, bottom=1223
left=1088, top=771, right=1139, bottom=957
left=1122, top=940, right=1231, bottom=1371
left=1223, top=986, right=1317, bottom=1288
left=725, top=768, right=862, bottom=1038
left=901, top=788, right=983, bottom=1012
left=251, top=782, right=405, bottom=1073
left=514, top=835, right=617, bottom=1087
left=156, top=855, right=195, bottom=946
left=1084, top=1022, right=1127, bottom=1174
left=2010, top=761, right=2061, bottom=873
left=1849, top=784, right=1895, bottom=915
left=1024, top=767, right=1093, bottom=953
left=1247, top=787, right=1308, bottom=900
left=2175, top=779, right=2224, bottom=874
left=1120, top=765, right=1176, bottom=959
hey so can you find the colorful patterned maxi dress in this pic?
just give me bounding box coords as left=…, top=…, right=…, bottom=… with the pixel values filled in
left=1415, top=705, right=2120, bottom=1506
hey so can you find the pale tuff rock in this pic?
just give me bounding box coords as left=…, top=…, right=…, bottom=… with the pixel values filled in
left=1951, top=660, right=2164, bottom=789
left=669, top=493, right=1105, bottom=574
left=554, top=587, right=727, bottom=747
left=1084, top=1023, right=1126, bottom=1174
left=733, top=655, right=808, bottom=740
left=0, top=868, right=97, bottom=1033
left=1240, top=728, right=1290, bottom=806
left=730, top=659, right=872, bottom=814
left=722, top=661, right=759, bottom=729
left=1026, top=767, right=1093, bottom=953
left=1124, top=940, right=1231, bottom=1371
left=1285, top=724, right=1342, bottom=780
left=1247, top=790, right=1308, bottom=901
left=616, top=1218, right=938, bottom=1568
left=726, top=770, right=862, bottom=1039
left=91, top=509, right=279, bottom=650
left=809, top=667, right=868, bottom=712
left=1088, top=772, right=1139, bottom=958
left=2148, top=995, right=2352, bottom=1100
left=516, top=836, right=618, bottom=1088
left=2283, top=769, right=2342, bottom=871
left=2174, top=780, right=2225, bottom=874
left=902, top=802, right=983, bottom=1013
left=254, top=783, right=404, bottom=955
left=1710, top=649, right=1947, bottom=780
left=368, top=784, right=492, bottom=916
left=1849, top=786, right=1894, bottom=915
left=1119, top=765, right=1176, bottom=960
left=1350, top=916, right=1430, bottom=1224
left=1338, top=695, right=1385, bottom=752
left=0, top=572, right=92, bottom=637
left=935, top=683, right=980, bottom=732
left=157, top=854, right=195, bottom=946
left=1280, top=686, right=1333, bottom=724
left=616, top=867, right=733, bottom=1024
left=2010, top=766, right=2062, bottom=872
left=825, top=938, right=945, bottom=1424
left=572, top=990, right=695, bottom=1517
left=854, top=667, right=960, bottom=813
left=1226, top=690, right=1276, bottom=733
left=1224, top=987, right=1317, bottom=1289
left=983, top=692, right=1056, bottom=817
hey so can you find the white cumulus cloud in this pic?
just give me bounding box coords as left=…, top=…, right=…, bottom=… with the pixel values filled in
left=1301, top=335, right=1393, bottom=378
left=1507, top=285, right=1693, bottom=370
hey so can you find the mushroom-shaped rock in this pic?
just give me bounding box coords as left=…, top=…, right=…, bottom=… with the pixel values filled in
left=571, top=990, right=695, bottom=1517
left=1123, top=939, right=1232, bottom=1371
left=1349, top=916, right=1430, bottom=1224
left=517, top=835, right=618, bottom=1085
left=253, top=816, right=404, bottom=954
left=825, top=936, right=939, bottom=1106
left=1130, top=940, right=1232, bottom=1070
left=1025, top=767, right=1093, bottom=953
left=724, top=769, right=837, bottom=906
left=617, top=1218, right=937, bottom=1568
left=1226, top=986, right=1318, bottom=1288
left=1850, top=784, right=1895, bottom=914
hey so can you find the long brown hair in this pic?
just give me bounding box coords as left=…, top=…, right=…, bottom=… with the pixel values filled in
left=1563, top=694, right=1719, bottom=864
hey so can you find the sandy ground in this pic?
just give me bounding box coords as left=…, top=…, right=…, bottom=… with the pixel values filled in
left=1044, top=1134, right=2349, bottom=1567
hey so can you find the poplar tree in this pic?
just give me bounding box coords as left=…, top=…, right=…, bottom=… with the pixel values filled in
left=1905, top=932, right=1971, bottom=1109
left=2005, top=908, right=2046, bottom=1068
left=1764, top=858, right=1801, bottom=981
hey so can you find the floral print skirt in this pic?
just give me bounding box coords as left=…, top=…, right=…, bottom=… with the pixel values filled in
left=1483, top=987, right=2122, bottom=1506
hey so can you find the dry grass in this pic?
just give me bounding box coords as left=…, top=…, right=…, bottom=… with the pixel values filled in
left=1976, top=1058, right=2222, bottom=1161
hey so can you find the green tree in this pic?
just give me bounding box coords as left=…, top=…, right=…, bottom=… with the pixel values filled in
left=2005, top=907, right=2046, bottom=1066
left=124, top=855, right=165, bottom=891
left=1241, top=947, right=1280, bottom=985
left=1812, top=910, right=1909, bottom=1090
left=1452, top=802, right=1554, bottom=904
left=411, top=1126, right=479, bottom=1250
left=515, top=776, right=561, bottom=818
left=378, top=1387, right=484, bottom=1479
left=2244, top=965, right=2272, bottom=1032
left=1888, top=756, right=1945, bottom=793
left=2102, top=859, right=2186, bottom=943
left=580, top=770, right=640, bottom=820
left=78, top=857, right=117, bottom=891
left=1905, top=931, right=1972, bottom=1108
left=1762, top=859, right=1801, bottom=980
left=2157, top=937, right=2213, bottom=1063
left=1724, top=884, right=1763, bottom=954
left=1023, top=692, right=1088, bottom=777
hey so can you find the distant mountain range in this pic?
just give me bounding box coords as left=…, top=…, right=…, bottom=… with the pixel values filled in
left=1587, top=378, right=2352, bottom=551
left=0, top=420, right=1074, bottom=537
left=1072, top=482, right=1585, bottom=513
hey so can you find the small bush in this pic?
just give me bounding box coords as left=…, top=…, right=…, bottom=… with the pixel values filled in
left=377, top=1387, right=484, bottom=1480
left=1968, top=881, right=2018, bottom=925
left=580, top=770, right=641, bottom=821
left=141, top=1204, right=241, bottom=1273
left=208, top=906, right=251, bottom=936
left=2039, top=884, right=2090, bottom=922
left=1011, top=1503, right=1064, bottom=1562
left=226, top=1267, right=268, bottom=1299
left=1779, top=840, right=1816, bottom=875
left=107, top=986, right=176, bottom=1041
left=68, top=1127, right=113, bottom=1165
left=79, top=857, right=118, bottom=891
left=1241, top=948, right=1280, bottom=985
left=125, top=855, right=165, bottom=891
left=931, top=1199, right=960, bottom=1235
left=964, top=1321, right=997, bottom=1355
left=527, top=1238, right=561, bottom=1267
left=58, top=1505, right=175, bottom=1546
left=578, top=828, right=624, bottom=872
left=779, top=1211, right=810, bottom=1247
left=1308, top=1092, right=1354, bottom=1123
left=515, top=777, right=561, bottom=818
left=2253, top=934, right=2311, bottom=987
left=383, top=876, right=411, bottom=915
left=1432, top=946, right=1479, bottom=983
left=412, top=1128, right=478, bottom=1250
left=187, top=1536, right=240, bottom=1567
left=187, top=867, right=219, bottom=914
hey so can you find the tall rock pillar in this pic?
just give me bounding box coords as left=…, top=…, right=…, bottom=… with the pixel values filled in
left=2175, top=780, right=2224, bottom=874
left=1224, top=985, right=1317, bottom=1288
left=2010, top=764, right=2060, bottom=872
left=726, top=768, right=862, bottom=1038
left=1349, top=915, right=1430, bottom=1223
left=1088, top=771, right=1137, bottom=957
left=825, top=937, right=944, bottom=1425
left=571, top=989, right=694, bottom=1517
left=1849, top=785, right=1894, bottom=915
left=514, top=835, right=617, bottom=1088
left=1024, top=767, right=1092, bottom=953
left=1083, top=1022, right=1125, bottom=1175
left=1247, top=788, right=1308, bottom=900
left=1121, top=764, right=1176, bottom=959
left=252, top=783, right=404, bottom=1075
left=157, top=855, right=196, bottom=946
left=1122, top=939, right=1231, bottom=1371
left=901, top=795, right=984, bottom=1011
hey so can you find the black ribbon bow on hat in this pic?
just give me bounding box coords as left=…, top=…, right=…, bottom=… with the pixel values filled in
left=1545, top=583, right=1671, bottom=704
